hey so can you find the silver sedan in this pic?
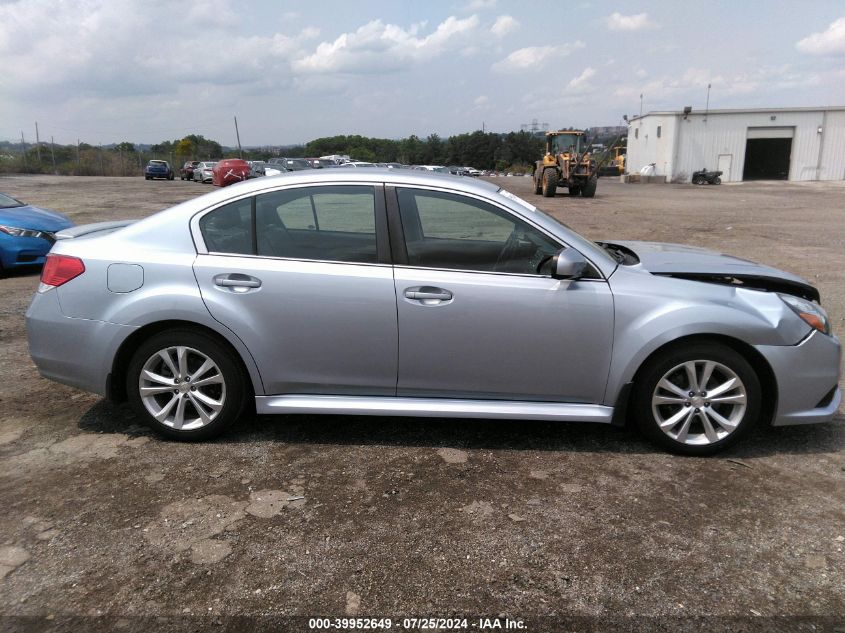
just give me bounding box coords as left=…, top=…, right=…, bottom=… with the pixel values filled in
left=192, top=162, right=216, bottom=183
left=26, top=170, right=841, bottom=454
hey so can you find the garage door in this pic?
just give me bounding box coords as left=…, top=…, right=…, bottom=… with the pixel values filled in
left=743, top=127, right=794, bottom=181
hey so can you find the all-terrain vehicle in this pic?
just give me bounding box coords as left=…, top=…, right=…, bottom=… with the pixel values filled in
left=692, top=168, right=722, bottom=185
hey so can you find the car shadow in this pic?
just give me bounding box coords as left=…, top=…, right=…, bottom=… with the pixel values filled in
left=0, top=265, right=42, bottom=279
left=77, top=399, right=845, bottom=458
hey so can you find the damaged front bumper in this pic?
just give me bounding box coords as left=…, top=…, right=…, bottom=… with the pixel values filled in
left=755, top=330, right=842, bottom=426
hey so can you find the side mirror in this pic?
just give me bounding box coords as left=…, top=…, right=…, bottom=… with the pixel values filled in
left=551, top=248, right=588, bottom=280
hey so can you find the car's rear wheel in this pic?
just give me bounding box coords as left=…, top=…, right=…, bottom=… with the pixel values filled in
left=126, top=329, right=248, bottom=440
left=633, top=342, right=761, bottom=455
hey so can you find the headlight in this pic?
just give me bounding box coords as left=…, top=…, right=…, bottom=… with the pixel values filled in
left=779, top=293, right=831, bottom=335
left=0, top=224, right=43, bottom=238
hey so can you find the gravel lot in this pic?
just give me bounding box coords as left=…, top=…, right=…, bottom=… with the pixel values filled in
left=0, top=174, right=843, bottom=632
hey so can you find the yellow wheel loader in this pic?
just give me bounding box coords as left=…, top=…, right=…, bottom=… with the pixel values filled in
left=532, top=130, right=598, bottom=198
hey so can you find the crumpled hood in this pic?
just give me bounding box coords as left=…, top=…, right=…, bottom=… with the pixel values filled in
left=606, top=240, right=819, bottom=302
left=0, top=205, right=74, bottom=232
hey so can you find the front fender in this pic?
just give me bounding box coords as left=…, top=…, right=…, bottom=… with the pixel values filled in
left=603, top=267, right=810, bottom=404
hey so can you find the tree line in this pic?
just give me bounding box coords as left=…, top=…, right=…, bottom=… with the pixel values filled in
left=0, top=130, right=544, bottom=176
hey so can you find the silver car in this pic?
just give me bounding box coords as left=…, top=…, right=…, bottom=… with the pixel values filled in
left=26, top=170, right=840, bottom=455
left=192, top=162, right=216, bottom=183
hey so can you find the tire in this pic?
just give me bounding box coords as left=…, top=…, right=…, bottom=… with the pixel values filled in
left=632, top=342, right=761, bottom=456
left=581, top=177, right=597, bottom=198
left=145, top=176, right=151, bottom=180
left=692, top=176, right=705, bottom=185
left=713, top=177, right=721, bottom=185
left=541, top=169, right=557, bottom=197
left=533, top=174, right=543, bottom=195
left=126, top=329, right=249, bottom=441
left=568, top=186, right=581, bottom=197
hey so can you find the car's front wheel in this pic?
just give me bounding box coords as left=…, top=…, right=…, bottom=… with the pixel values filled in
left=633, top=342, right=761, bottom=455
left=126, top=329, right=248, bottom=440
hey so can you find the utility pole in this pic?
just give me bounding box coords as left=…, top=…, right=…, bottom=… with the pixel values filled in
left=20, top=131, right=27, bottom=169
left=50, top=136, right=57, bottom=174
left=705, top=83, right=711, bottom=122
left=234, top=116, right=243, bottom=159
left=35, top=122, right=41, bottom=163
left=482, top=121, right=485, bottom=133
left=76, top=139, right=81, bottom=167
left=639, top=93, right=644, bottom=118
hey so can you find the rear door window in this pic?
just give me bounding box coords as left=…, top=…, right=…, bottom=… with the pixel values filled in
left=255, top=186, right=378, bottom=264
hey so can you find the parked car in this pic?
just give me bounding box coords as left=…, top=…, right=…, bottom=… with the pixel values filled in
left=305, top=158, right=335, bottom=169
left=0, top=193, right=73, bottom=275
left=212, top=159, right=251, bottom=187
left=267, top=157, right=313, bottom=171
left=144, top=160, right=174, bottom=180
left=25, top=171, right=840, bottom=455
left=246, top=161, right=267, bottom=178
left=192, top=162, right=217, bottom=183
left=180, top=161, right=201, bottom=181
left=338, top=161, right=376, bottom=168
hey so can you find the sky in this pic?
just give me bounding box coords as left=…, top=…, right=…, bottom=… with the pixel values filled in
left=1, top=0, right=844, bottom=147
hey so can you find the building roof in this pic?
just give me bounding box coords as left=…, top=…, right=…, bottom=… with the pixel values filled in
left=629, top=106, right=845, bottom=121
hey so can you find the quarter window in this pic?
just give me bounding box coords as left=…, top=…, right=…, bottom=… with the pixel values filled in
left=256, top=186, right=378, bottom=263
left=199, top=197, right=253, bottom=255
left=396, top=188, right=560, bottom=275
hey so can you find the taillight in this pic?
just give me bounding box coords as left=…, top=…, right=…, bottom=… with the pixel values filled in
left=40, top=254, right=85, bottom=288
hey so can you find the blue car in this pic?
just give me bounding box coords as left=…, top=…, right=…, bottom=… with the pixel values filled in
left=144, top=160, right=174, bottom=180
left=0, top=193, right=74, bottom=274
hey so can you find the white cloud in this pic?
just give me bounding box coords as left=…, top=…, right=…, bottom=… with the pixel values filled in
left=567, top=67, right=596, bottom=90
left=292, top=15, right=480, bottom=74
left=796, top=16, right=845, bottom=55
left=0, top=0, right=320, bottom=100
left=465, top=0, right=496, bottom=10
left=605, top=12, right=655, bottom=31
left=491, top=15, right=518, bottom=37
left=492, top=41, right=585, bottom=72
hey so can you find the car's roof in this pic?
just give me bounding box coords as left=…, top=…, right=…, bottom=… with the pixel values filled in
left=220, top=168, right=500, bottom=197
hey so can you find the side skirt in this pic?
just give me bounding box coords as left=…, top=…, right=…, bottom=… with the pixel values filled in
left=255, top=395, right=614, bottom=423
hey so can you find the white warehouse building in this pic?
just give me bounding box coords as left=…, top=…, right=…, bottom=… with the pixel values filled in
left=625, top=106, right=845, bottom=183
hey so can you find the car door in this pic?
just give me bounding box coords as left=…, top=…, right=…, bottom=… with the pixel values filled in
left=389, top=185, right=614, bottom=403
left=192, top=183, right=398, bottom=396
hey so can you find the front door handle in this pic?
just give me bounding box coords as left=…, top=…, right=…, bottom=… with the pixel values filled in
left=404, top=286, right=453, bottom=303
left=213, top=273, right=262, bottom=292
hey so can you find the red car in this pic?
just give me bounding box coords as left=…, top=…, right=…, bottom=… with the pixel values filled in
left=180, top=161, right=200, bottom=180
left=212, top=159, right=251, bottom=187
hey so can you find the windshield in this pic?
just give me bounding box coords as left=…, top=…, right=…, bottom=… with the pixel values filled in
left=551, top=134, right=582, bottom=154
left=0, top=193, right=24, bottom=208
left=497, top=187, right=617, bottom=266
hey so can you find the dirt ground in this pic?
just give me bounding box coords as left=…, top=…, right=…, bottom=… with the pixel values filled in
left=0, top=174, right=843, bottom=632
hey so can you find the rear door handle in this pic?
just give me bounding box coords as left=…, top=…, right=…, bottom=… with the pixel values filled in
left=213, top=273, right=262, bottom=291
left=404, top=286, right=453, bottom=302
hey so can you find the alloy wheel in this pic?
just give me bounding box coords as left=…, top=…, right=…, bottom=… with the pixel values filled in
left=138, top=346, right=226, bottom=431
left=651, top=360, right=747, bottom=446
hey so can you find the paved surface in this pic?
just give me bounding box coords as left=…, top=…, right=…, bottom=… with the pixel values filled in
left=0, top=174, right=843, bottom=631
